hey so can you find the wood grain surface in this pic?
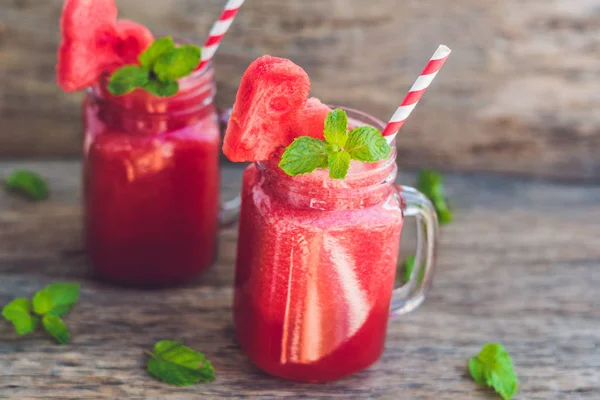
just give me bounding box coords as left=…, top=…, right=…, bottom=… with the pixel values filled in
left=0, top=161, right=599, bottom=399
left=1, top=1, right=600, bottom=180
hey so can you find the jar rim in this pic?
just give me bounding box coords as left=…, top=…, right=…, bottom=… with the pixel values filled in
left=94, top=35, right=214, bottom=88
left=87, top=36, right=216, bottom=116
left=257, top=105, right=397, bottom=187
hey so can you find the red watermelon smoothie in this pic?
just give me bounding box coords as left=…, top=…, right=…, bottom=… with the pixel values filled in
left=222, top=56, right=409, bottom=381
left=233, top=111, right=404, bottom=382
left=225, top=55, right=439, bottom=382
left=56, top=0, right=228, bottom=285
left=83, top=67, right=221, bottom=285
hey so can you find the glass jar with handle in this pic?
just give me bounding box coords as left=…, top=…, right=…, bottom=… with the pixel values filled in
left=83, top=59, right=239, bottom=286
left=233, top=106, right=438, bottom=382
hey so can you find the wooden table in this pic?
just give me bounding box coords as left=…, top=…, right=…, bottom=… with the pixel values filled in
left=1, top=161, right=599, bottom=399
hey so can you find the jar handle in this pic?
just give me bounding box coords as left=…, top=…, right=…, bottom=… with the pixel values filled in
left=218, top=107, right=241, bottom=227
left=390, top=185, right=439, bottom=315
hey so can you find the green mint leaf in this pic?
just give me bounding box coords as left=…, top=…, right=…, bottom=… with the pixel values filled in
left=154, top=45, right=202, bottom=82
left=437, top=207, right=454, bottom=225
left=4, top=170, right=49, bottom=201
left=469, top=343, right=518, bottom=400
left=416, top=169, right=453, bottom=225
left=139, top=36, right=176, bottom=68
left=324, top=108, right=349, bottom=147
left=32, top=291, right=53, bottom=315
left=281, top=109, right=391, bottom=179
left=147, top=340, right=216, bottom=386
left=404, top=255, right=425, bottom=283
left=32, top=283, right=80, bottom=317
left=417, top=168, right=444, bottom=200
left=328, top=151, right=351, bottom=179
left=42, top=314, right=70, bottom=345
left=144, top=79, right=180, bottom=97
left=108, top=65, right=150, bottom=96
left=279, top=137, right=330, bottom=177
left=2, top=298, right=38, bottom=336
left=404, top=255, right=415, bottom=282
left=345, top=126, right=391, bottom=162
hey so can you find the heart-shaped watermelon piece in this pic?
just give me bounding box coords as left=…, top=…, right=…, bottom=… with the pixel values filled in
left=57, top=0, right=154, bottom=92
left=114, top=20, right=154, bottom=66
left=57, top=0, right=120, bottom=92
left=286, top=97, right=332, bottom=143
left=223, top=55, right=311, bottom=162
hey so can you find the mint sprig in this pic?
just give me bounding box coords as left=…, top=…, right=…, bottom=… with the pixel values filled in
left=42, top=314, right=70, bottom=345
left=143, top=80, right=179, bottom=97
left=32, top=282, right=80, bottom=317
left=324, top=108, right=349, bottom=148
left=416, top=169, right=453, bottom=225
left=138, top=37, right=176, bottom=69
left=108, top=36, right=201, bottom=97
left=345, top=126, right=391, bottom=162
left=153, top=45, right=201, bottom=81
left=2, top=298, right=39, bottom=336
left=147, top=340, right=216, bottom=386
left=280, top=109, right=391, bottom=179
left=328, top=151, right=351, bottom=179
left=279, top=137, right=329, bottom=176
left=4, top=170, right=49, bottom=201
left=469, top=343, right=519, bottom=400
left=404, top=255, right=425, bottom=283
left=107, top=66, right=149, bottom=96
left=1, top=282, right=80, bottom=344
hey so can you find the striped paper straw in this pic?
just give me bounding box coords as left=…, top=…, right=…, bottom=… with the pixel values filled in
left=196, top=0, right=246, bottom=70
left=381, top=45, right=451, bottom=142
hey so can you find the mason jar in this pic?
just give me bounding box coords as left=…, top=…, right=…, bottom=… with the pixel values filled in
left=83, top=61, right=235, bottom=286
left=233, top=107, right=439, bottom=382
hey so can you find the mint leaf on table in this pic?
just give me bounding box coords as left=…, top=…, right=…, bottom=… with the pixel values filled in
left=279, top=137, right=330, bottom=176
left=345, top=126, right=391, bottom=162
left=32, top=290, right=53, bottom=316
left=469, top=343, right=518, bottom=400
left=42, top=314, right=70, bottom=345
left=404, top=255, right=425, bottom=284
left=404, top=255, right=415, bottom=281
left=417, top=169, right=453, bottom=225
left=2, top=282, right=79, bottom=344
left=2, top=298, right=39, bottom=336
left=143, top=80, right=179, bottom=97
left=147, top=340, right=216, bottom=386
left=280, top=109, right=391, bottom=180
left=139, top=36, right=176, bottom=69
left=107, top=65, right=150, bottom=96
left=4, top=170, right=49, bottom=201
left=154, top=45, right=202, bottom=81
left=32, top=283, right=80, bottom=317
left=324, top=108, right=349, bottom=148
left=109, top=36, right=202, bottom=97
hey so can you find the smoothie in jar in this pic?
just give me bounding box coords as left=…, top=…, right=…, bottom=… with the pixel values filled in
left=83, top=68, right=220, bottom=285
left=56, top=0, right=226, bottom=285
left=221, top=56, right=438, bottom=382
left=234, top=145, right=403, bottom=382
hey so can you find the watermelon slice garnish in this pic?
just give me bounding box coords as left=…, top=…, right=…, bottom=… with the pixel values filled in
left=286, top=97, right=332, bottom=143
left=223, top=55, right=311, bottom=162
left=57, top=0, right=154, bottom=92
left=114, top=20, right=154, bottom=66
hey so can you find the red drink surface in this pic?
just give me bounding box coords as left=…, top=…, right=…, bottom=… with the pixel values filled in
left=83, top=67, right=220, bottom=285
left=234, top=153, right=404, bottom=382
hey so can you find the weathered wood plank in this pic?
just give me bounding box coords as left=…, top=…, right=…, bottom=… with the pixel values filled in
left=1, top=1, right=600, bottom=180
left=0, top=161, right=599, bottom=399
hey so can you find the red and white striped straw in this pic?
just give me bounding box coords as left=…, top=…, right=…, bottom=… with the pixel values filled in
left=196, top=0, right=246, bottom=70
left=381, top=45, right=451, bottom=142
